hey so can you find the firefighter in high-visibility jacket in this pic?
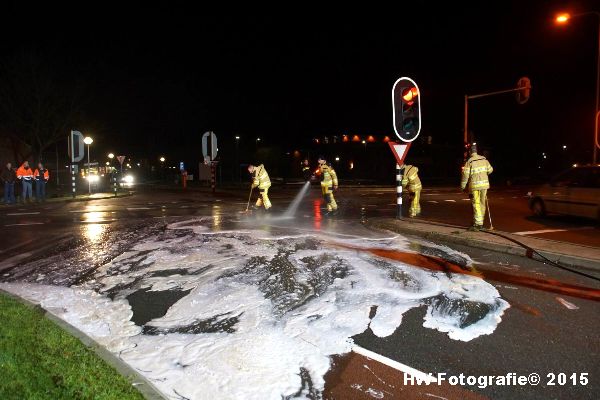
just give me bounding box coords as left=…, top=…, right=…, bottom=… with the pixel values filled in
left=318, top=156, right=338, bottom=213
left=461, top=144, right=493, bottom=231
left=248, top=164, right=272, bottom=210
left=301, top=159, right=312, bottom=182
left=401, top=164, right=422, bottom=217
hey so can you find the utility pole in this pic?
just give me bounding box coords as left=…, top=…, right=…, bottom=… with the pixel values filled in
left=464, top=78, right=531, bottom=159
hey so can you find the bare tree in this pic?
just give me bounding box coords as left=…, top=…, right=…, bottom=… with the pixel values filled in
left=0, top=51, right=86, bottom=163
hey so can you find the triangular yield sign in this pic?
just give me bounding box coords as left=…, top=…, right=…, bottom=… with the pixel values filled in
left=117, top=156, right=126, bottom=165
left=388, top=141, right=412, bottom=166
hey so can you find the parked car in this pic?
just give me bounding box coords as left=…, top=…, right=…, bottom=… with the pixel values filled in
left=528, top=165, right=600, bottom=220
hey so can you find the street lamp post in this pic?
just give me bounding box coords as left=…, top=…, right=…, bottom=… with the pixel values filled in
left=235, top=136, right=240, bottom=182
left=556, top=11, right=600, bottom=163
left=159, top=156, right=165, bottom=181
left=83, top=136, right=93, bottom=194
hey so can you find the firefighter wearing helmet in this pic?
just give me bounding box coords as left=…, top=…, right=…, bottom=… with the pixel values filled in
left=461, top=143, right=493, bottom=231
left=248, top=163, right=272, bottom=211
left=400, top=163, right=422, bottom=217
left=317, top=156, right=338, bottom=213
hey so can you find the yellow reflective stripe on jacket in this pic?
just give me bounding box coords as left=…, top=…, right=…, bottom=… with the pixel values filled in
left=461, top=156, right=492, bottom=191
left=402, top=165, right=422, bottom=191
left=253, top=165, right=271, bottom=189
left=320, top=165, right=338, bottom=187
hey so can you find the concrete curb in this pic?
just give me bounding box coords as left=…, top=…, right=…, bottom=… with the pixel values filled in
left=0, top=288, right=166, bottom=400
left=367, top=217, right=600, bottom=273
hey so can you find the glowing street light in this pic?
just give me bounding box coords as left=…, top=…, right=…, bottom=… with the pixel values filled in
left=555, top=13, right=570, bottom=24
left=108, top=153, right=114, bottom=159
left=554, top=10, right=600, bottom=163
left=83, top=137, right=93, bottom=194
left=159, top=156, right=165, bottom=163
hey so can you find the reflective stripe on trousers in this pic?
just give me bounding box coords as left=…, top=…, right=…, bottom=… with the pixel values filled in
left=471, top=189, right=487, bottom=226
left=255, top=187, right=272, bottom=209
left=321, top=185, right=337, bottom=211
left=409, top=190, right=421, bottom=217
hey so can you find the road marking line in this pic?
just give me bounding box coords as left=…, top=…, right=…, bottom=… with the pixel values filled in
left=444, top=200, right=456, bottom=202
left=4, top=222, right=44, bottom=226
left=127, top=207, right=151, bottom=210
left=352, top=345, right=437, bottom=383
left=556, top=297, right=579, bottom=310
left=6, top=212, right=40, bottom=216
left=0, top=239, right=35, bottom=254
left=514, top=229, right=567, bottom=235
left=462, top=198, right=471, bottom=201
left=0, top=252, right=33, bottom=271
left=427, top=200, right=439, bottom=203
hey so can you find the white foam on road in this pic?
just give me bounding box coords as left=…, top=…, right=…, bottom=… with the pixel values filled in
left=0, top=218, right=509, bottom=399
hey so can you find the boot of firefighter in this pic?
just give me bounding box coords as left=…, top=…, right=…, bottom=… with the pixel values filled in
left=329, top=192, right=338, bottom=212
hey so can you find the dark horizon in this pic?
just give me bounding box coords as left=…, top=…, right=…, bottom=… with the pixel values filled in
left=2, top=1, right=599, bottom=179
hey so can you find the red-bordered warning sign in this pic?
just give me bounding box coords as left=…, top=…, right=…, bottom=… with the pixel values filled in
left=388, top=141, right=412, bottom=166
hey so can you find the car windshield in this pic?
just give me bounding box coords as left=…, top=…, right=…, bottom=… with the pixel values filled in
left=551, top=167, right=600, bottom=188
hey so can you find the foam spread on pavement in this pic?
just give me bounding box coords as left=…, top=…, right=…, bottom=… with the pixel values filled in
left=0, top=217, right=509, bottom=399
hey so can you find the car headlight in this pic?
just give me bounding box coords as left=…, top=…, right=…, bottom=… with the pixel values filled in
left=123, top=175, right=134, bottom=184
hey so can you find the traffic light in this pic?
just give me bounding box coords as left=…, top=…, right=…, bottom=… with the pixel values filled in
left=516, top=76, right=531, bottom=105
left=393, top=77, right=421, bottom=142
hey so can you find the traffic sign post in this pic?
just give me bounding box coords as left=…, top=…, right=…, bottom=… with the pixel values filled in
left=202, top=132, right=218, bottom=194
left=388, top=142, right=412, bottom=219
left=69, top=130, right=85, bottom=198
left=117, top=155, right=126, bottom=176
left=202, top=131, right=218, bottom=161
left=391, top=76, right=420, bottom=219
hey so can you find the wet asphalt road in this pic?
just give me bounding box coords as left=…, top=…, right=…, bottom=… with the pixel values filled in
left=1, top=186, right=599, bottom=399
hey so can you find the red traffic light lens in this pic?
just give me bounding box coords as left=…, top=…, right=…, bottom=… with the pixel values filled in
left=402, top=87, right=418, bottom=103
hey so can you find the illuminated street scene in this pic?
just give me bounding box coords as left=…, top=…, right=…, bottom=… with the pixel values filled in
left=1, top=3, right=600, bottom=400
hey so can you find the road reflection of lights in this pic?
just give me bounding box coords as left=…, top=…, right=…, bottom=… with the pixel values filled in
left=212, top=206, right=222, bottom=228
left=313, top=199, right=322, bottom=230
left=84, top=223, right=107, bottom=243
left=82, top=211, right=106, bottom=223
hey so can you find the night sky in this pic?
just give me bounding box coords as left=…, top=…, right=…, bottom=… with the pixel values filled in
left=2, top=1, right=599, bottom=178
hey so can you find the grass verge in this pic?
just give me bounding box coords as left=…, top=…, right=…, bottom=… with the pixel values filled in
left=0, top=293, right=144, bottom=400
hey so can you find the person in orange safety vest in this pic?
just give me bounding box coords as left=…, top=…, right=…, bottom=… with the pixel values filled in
left=16, top=161, right=34, bottom=203
left=34, top=162, right=50, bottom=202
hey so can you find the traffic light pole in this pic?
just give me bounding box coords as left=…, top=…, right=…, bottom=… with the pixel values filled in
left=396, top=164, right=403, bottom=219
left=464, top=85, right=530, bottom=157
